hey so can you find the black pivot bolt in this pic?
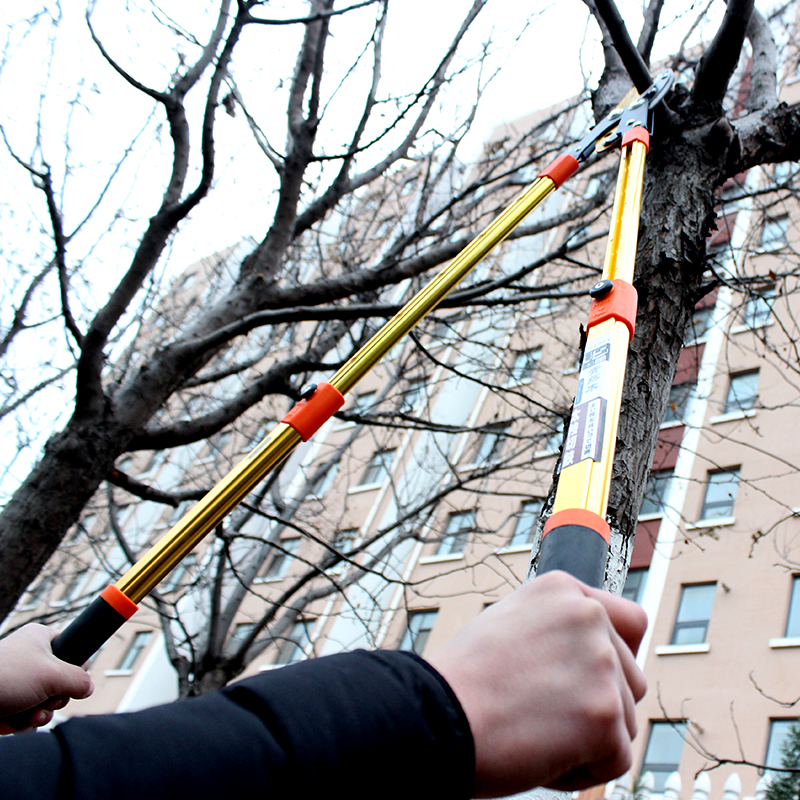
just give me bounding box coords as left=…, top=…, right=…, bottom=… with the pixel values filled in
left=589, top=279, right=614, bottom=299
left=300, top=383, right=317, bottom=400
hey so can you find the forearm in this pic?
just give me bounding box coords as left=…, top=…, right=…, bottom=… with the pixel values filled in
left=0, top=650, right=474, bottom=800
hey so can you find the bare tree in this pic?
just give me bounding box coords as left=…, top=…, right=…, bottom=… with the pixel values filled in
left=4, top=0, right=800, bottom=698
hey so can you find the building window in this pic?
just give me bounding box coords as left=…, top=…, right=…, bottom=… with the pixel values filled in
left=700, top=468, right=740, bottom=521
left=228, top=622, right=256, bottom=654
left=400, top=378, right=425, bottom=413
left=541, top=417, right=564, bottom=454
left=671, top=583, right=716, bottom=645
left=508, top=347, right=541, bottom=385
left=117, top=631, right=153, bottom=672
left=766, top=719, right=799, bottom=771
left=327, top=528, right=358, bottom=574
left=308, top=462, right=338, bottom=498
left=535, top=296, right=554, bottom=316
left=760, top=215, right=789, bottom=250
left=472, top=425, right=509, bottom=465
left=663, top=382, right=695, bottom=425
left=507, top=500, right=542, bottom=548
left=55, top=568, right=89, bottom=605
left=622, top=567, right=648, bottom=604
left=723, top=370, right=759, bottom=414
left=642, top=721, right=687, bottom=791
left=399, top=610, right=438, bottom=655
left=274, top=619, right=313, bottom=665
left=358, top=449, right=394, bottom=487
left=743, top=286, right=775, bottom=328
left=436, top=510, right=476, bottom=556
left=785, top=576, right=800, bottom=638
left=640, top=469, right=674, bottom=518
left=350, top=390, right=377, bottom=418
left=21, top=575, right=54, bottom=608
left=261, top=537, right=300, bottom=579
left=687, top=305, right=714, bottom=342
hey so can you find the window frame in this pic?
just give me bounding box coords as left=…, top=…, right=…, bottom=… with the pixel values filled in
left=699, top=467, right=741, bottom=522
left=274, top=619, right=314, bottom=666
left=435, top=510, right=476, bottom=557
left=260, top=537, right=301, bottom=580
left=470, top=424, right=510, bottom=467
left=742, top=285, right=776, bottom=329
left=640, top=469, right=675, bottom=519
left=760, top=215, right=789, bottom=251
left=785, top=576, right=800, bottom=639
left=641, top=720, right=687, bottom=791
left=723, top=370, right=759, bottom=415
left=356, top=448, right=395, bottom=489
left=115, top=631, right=153, bottom=673
left=399, top=609, right=439, bottom=655
left=505, top=500, right=543, bottom=550
left=507, top=347, right=542, bottom=386
left=663, top=382, right=695, bottom=426
left=670, top=582, right=717, bottom=646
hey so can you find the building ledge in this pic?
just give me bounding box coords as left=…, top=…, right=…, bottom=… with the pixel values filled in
left=686, top=516, right=735, bottom=531
left=710, top=409, right=756, bottom=425
left=660, top=419, right=685, bottom=430
left=655, top=643, right=710, bottom=656
left=347, top=482, right=382, bottom=495
left=769, top=637, right=800, bottom=649
left=103, top=669, right=134, bottom=677
left=497, top=543, right=533, bottom=555
left=419, top=553, right=465, bottom=565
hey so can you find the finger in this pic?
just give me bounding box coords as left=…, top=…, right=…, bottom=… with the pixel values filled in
left=609, top=621, right=647, bottom=702
left=42, top=695, right=69, bottom=712
left=586, top=586, right=648, bottom=655
left=27, top=708, right=53, bottom=729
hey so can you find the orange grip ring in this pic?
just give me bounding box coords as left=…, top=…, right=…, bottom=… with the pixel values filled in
left=543, top=509, right=611, bottom=545
left=102, top=584, right=139, bottom=620
left=282, top=382, right=345, bottom=442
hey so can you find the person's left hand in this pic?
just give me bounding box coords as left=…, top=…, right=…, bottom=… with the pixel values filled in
left=0, top=623, right=94, bottom=734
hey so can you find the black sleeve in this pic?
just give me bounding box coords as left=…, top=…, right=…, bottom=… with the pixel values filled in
left=0, top=650, right=475, bottom=800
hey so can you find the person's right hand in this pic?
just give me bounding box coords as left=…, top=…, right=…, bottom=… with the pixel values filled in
left=427, top=570, right=648, bottom=798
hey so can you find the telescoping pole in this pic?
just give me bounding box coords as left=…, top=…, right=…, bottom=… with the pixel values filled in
left=536, top=120, right=650, bottom=589
left=50, top=72, right=672, bottom=666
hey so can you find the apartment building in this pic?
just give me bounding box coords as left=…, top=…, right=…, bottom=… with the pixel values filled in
left=7, top=54, right=800, bottom=800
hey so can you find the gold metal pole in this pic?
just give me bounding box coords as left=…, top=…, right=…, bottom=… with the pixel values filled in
left=551, top=139, right=648, bottom=521
left=114, top=176, right=559, bottom=602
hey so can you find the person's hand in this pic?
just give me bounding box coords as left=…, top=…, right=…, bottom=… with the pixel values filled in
left=0, top=623, right=94, bottom=734
left=427, top=570, right=648, bottom=798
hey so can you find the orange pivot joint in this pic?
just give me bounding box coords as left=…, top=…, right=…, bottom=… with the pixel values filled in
left=281, top=382, right=346, bottom=441
left=587, top=279, right=638, bottom=339
left=539, top=154, right=580, bottom=189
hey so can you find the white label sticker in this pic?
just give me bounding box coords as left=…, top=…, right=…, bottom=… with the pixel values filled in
left=561, top=334, right=612, bottom=469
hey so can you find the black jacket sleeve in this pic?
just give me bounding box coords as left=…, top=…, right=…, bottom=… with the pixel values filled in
left=0, top=650, right=474, bottom=800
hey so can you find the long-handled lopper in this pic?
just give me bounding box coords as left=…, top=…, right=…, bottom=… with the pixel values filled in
left=49, top=71, right=674, bottom=666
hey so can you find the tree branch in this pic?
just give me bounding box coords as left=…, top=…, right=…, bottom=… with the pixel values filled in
left=745, top=6, right=778, bottom=111
left=592, top=0, right=654, bottom=91
left=692, top=0, right=755, bottom=107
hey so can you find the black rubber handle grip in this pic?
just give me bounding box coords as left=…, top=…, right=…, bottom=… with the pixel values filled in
left=51, top=593, right=130, bottom=666
left=538, top=522, right=609, bottom=589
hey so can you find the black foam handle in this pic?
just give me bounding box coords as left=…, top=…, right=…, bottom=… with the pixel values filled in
left=51, top=594, right=129, bottom=666
left=538, top=523, right=609, bottom=589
